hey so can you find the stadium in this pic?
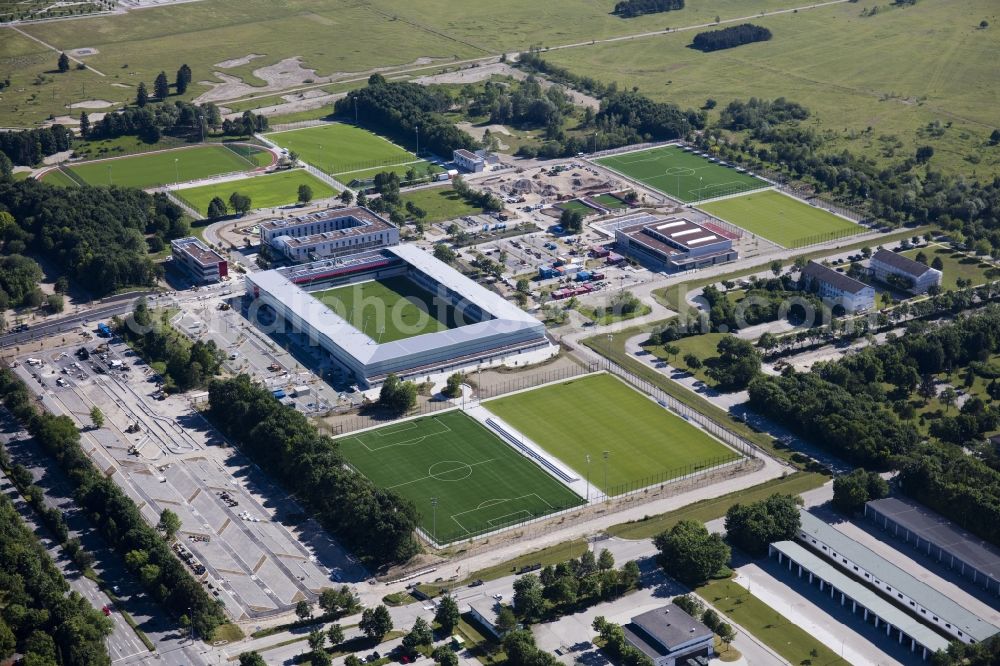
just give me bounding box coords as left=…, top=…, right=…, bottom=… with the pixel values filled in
left=245, top=244, right=554, bottom=387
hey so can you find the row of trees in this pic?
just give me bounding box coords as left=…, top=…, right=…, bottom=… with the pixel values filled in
left=85, top=100, right=266, bottom=144
left=691, top=24, right=773, bottom=52
left=717, top=97, right=810, bottom=132
left=0, top=178, right=187, bottom=296
left=207, top=375, right=420, bottom=565
left=335, top=75, right=475, bottom=157
left=0, top=366, right=226, bottom=638
left=613, top=0, right=684, bottom=18
left=0, top=124, right=74, bottom=166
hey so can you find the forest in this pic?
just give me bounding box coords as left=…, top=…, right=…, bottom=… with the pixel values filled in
left=691, top=24, right=773, bottom=52
left=207, top=375, right=420, bottom=566
left=0, top=125, right=74, bottom=167
left=613, top=0, right=684, bottom=18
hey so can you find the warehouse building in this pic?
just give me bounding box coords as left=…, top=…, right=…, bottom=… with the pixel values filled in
left=612, top=213, right=738, bottom=273
left=170, top=237, right=228, bottom=284
left=259, top=206, right=399, bottom=263
left=869, top=249, right=943, bottom=294
left=799, top=261, right=875, bottom=312
left=623, top=604, right=714, bottom=666
left=245, top=244, right=553, bottom=387
left=866, top=497, right=1000, bottom=597
left=769, top=540, right=951, bottom=659
left=796, top=510, right=998, bottom=644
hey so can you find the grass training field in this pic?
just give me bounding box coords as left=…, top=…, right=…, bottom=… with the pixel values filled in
left=265, top=123, right=434, bottom=179
left=399, top=186, right=482, bottom=223
left=556, top=199, right=599, bottom=215
left=485, top=373, right=737, bottom=495
left=311, top=276, right=460, bottom=342
left=173, top=170, right=336, bottom=215
left=593, top=193, right=628, bottom=209
left=64, top=144, right=263, bottom=189
left=39, top=168, right=79, bottom=188
left=337, top=410, right=584, bottom=543
left=701, top=190, right=861, bottom=248
left=595, top=145, right=766, bottom=203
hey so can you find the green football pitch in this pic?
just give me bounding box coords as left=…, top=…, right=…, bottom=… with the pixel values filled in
left=173, top=170, right=337, bottom=215
left=595, top=145, right=767, bottom=203
left=265, top=122, right=436, bottom=179
left=700, top=190, right=862, bottom=248
left=64, top=144, right=268, bottom=189
left=311, top=276, right=461, bottom=342
left=485, top=373, right=738, bottom=495
left=337, top=410, right=584, bottom=543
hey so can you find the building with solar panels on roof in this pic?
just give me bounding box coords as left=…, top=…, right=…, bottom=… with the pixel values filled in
left=611, top=213, right=738, bottom=273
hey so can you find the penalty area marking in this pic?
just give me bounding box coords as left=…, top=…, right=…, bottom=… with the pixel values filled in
left=355, top=418, right=453, bottom=452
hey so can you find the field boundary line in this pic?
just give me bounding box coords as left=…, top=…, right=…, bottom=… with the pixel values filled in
left=384, top=457, right=496, bottom=491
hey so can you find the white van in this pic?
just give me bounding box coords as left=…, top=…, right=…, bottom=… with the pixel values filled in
left=26, top=358, right=42, bottom=366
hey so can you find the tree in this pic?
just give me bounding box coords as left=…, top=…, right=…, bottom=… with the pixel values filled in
left=429, top=593, right=460, bottom=635
left=653, top=520, right=730, bottom=586
left=706, top=335, right=761, bottom=391
left=238, top=652, right=267, bottom=666
left=136, top=82, right=149, bottom=108
left=981, top=19, right=990, bottom=29
left=940, top=386, right=957, bottom=412
left=770, top=260, right=782, bottom=277
left=598, top=548, right=615, bottom=571
left=79, top=111, right=90, bottom=139
left=157, top=508, right=181, bottom=540
left=0, top=620, right=14, bottom=661
left=512, top=574, right=544, bottom=619
left=327, top=623, right=344, bottom=646
left=207, top=197, right=228, bottom=219
left=58, top=52, right=70, bottom=73
left=402, top=617, right=433, bottom=655
left=434, top=244, right=456, bottom=264
left=229, top=192, right=252, bottom=215
left=717, top=622, right=736, bottom=647
left=378, top=373, right=418, bottom=415
left=154, top=71, right=170, bottom=100
left=672, top=594, right=704, bottom=618
left=931, top=255, right=944, bottom=271
left=295, top=600, right=313, bottom=621
left=297, top=184, right=314, bottom=205
left=340, top=189, right=354, bottom=205
left=663, top=344, right=680, bottom=364
left=559, top=208, right=584, bottom=233
left=832, top=468, right=889, bottom=515
left=990, top=129, right=1000, bottom=146
left=916, top=145, right=935, bottom=163
left=360, top=605, right=393, bottom=641
left=89, top=406, right=104, bottom=429
left=516, top=278, right=531, bottom=295
left=345, top=657, right=363, bottom=666
left=724, top=494, right=801, bottom=556
left=46, top=293, right=64, bottom=313
left=175, top=64, right=192, bottom=95
left=311, top=650, right=332, bottom=666
left=433, top=646, right=459, bottom=666
left=307, top=628, right=325, bottom=651
left=495, top=605, right=518, bottom=635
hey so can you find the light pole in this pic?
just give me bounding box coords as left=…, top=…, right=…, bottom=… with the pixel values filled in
left=602, top=450, right=609, bottom=497
left=174, top=158, right=179, bottom=183
left=431, top=497, right=438, bottom=542
left=107, top=164, right=112, bottom=185
left=415, top=125, right=420, bottom=157
left=585, top=454, right=591, bottom=501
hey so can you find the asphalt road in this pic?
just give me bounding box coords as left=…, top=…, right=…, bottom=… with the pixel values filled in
left=0, top=291, right=155, bottom=349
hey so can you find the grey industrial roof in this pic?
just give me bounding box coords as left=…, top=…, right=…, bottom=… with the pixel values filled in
left=772, top=540, right=951, bottom=654
left=871, top=249, right=935, bottom=278
left=171, top=237, right=224, bottom=267
left=867, top=497, right=1000, bottom=581
left=630, top=604, right=712, bottom=651
left=246, top=244, right=543, bottom=365
left=798, top=510, right=999, bottom=642
left=801, top=261, right=872, bottom=295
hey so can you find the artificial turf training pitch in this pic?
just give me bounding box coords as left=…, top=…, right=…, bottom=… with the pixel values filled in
left=337, top=410, right=585, bottom=543
left=64, top=144, right=266, bottom=189
left=311, top=276, right=461, bottom=343
left=700, top=189, right=862, bottom=248
left=173, top=170, right=337, bottom=215
left=485, top=373, right=738, bottom=495
left=595, top=144, right=766, bottom=203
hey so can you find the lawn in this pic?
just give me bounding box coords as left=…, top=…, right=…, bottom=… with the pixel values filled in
left=399, top=186, right=481, bottom=223
left=700, top=190, right=862, bottom=248
left=644, top=332, right=726, bottom=385
left=697, top=578, right=848, bottom=666
left=595, top=145, right=766, bottom=203
left=265, top=123, right=432, bottom=178
left=593, top=193, right=628, bottom=210
left=901, top=244, right=999, bottom=291
left=311, top=276, right=462, bottom=342
left=39, top=168, right=79, bottom=187
left=556, top=199, right=599, bottom=215
left=337, top=163, right=444, bottom=185
left=485, top=373, right=738, bottom=495
left=65, top=145, right=260, bottom=189
left=336, top=410, right=585, bottom=544
left=173, top=170, right=336, bottom=215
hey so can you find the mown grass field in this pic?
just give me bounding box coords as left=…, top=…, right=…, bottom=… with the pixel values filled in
left=901, top=244, right=999, bottom=291
left=337, top=410, right=584, bottom=544
left=593, top=193, right=628, bottom=209
left=485, top=373, right=738, bottom=495
left=38, top=168, right=78, bottom=187
left=700, top=190, right=862, bottom=248
left=545, top=0, right=1000, bottom=179
left=265, top=123, right=430, bottom=178
left=311, top=276, right=460, bottom=342
left=596, top=145, right=766, bottom=202
left=399, top=186, right=481, bottom=223
left=64, top=144, right=262, bottom=188
left=173, top=169, right=336, bottom=215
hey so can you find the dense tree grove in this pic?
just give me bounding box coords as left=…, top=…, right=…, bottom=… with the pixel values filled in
left=335, top=78, right=475, bottom=157
left=86, top=100, right=264, bottom=143
left=0, top=367, right=225, bottom=638
left=613, top=0, right=684, bottom=18
left=706, top=335, right=761, bottom=391
left=716, top=97, right=809, bottom=132
left=691, top=24, right=773, bottom=52
left=0, top=254, right=44, bottom=309
left=597, top=91, right=704, bottom=143
left=724, top=493, right=801, bottom=556
left=0, top=125, right=74, bottom=166
left=832, top=468, right=889, bottom=514
left=502, top=630, right=560, bottom=666
left=592, top=617, right=655, bottom=666
left=0, top=179, right=185, bottom=296
left=0, top=488, right=112, bottom=666
left=653, top=519, right=730, bottom=586
left=207, top=375, right=420, bottom=565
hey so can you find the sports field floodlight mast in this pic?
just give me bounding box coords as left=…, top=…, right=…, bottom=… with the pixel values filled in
left=602, top=450, right=610, bottom=498
left=430, top=497, right=438, bottom=542
left=585, top=454, right=591, bottom=501
left=174, top=158, right=179, bottom=183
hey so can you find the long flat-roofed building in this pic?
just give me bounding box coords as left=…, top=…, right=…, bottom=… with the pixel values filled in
left=797, top=510, right=999, bottom=644
left=799, top=261, right=875, bottom=312
left=245, top=244, right=552, bottom=387
left=170, top=237, right=228, bottom=284
left=613, top=213, right=737, bottom=273
left=866, top=496, right=1000, bottom=597
left=869, top=249, right=943, bottom=294
left=259, top=206, right=399, bottom=263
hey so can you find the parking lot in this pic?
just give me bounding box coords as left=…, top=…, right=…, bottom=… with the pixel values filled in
left=14, top=336, right=365, bottom=621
